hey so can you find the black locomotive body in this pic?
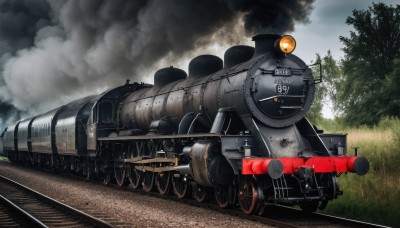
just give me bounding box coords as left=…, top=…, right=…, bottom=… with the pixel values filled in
left=1, top=34, right=369, bottom=214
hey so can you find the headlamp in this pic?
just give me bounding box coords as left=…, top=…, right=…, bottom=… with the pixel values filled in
left=276, top=35, right=296, bottom=54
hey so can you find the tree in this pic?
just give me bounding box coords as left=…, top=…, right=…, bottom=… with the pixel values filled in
left=320, top=51, right=342, bottom=113
left=307, top=51, right=342, bottom=124
left=381, top=59, right=400, bottom=116
left=306, top=54, right=324, bottom=124
left=337, top=3, right=400, bottom=125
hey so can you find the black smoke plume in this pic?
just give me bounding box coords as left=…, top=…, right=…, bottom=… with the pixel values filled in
left=0, top=0, right=314, bottom=130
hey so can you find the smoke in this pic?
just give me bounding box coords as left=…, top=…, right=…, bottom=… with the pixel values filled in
left=0, top=0, right=314, bottom=130
left=225, top=0, right=314, bottom=34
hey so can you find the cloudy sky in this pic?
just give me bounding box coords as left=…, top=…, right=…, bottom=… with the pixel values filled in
left=293, top=0, right=399, bottom=64
left=291, top=0, right=399, bottom=118
left=0, top=0, right=398, bottom=129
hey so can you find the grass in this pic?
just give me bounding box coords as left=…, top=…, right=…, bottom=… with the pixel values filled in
left=321, top=117, right=400, bottom=227
left=0, top=156, right=8, bottom=161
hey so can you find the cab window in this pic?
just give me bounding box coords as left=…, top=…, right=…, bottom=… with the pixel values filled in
left=99, top=101, right=114, bottom=123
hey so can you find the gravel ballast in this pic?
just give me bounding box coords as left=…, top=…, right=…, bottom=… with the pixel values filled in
left=0, top=160, right=267, bottom=227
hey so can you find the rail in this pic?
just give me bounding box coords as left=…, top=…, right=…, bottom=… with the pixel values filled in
left=0, top=175, right=114, bottom=228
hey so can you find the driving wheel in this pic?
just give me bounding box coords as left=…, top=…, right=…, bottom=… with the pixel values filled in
left=156, top=171, right=171, bottom=195
left=114, top=160, right=126, bottom=187
left=238, top=177, right=263, bottom=214
left=215, top=185, right=236, bottom=208
left=142, top=171, right=155, bottom=192
left=172, top=173, right=189, bottom=198
left=192, top=183, right=207, bottom=203
left=127, top=165, right=142, bottom=189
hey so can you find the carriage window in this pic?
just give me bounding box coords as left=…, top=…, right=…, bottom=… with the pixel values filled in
left=99, top=101, right=114, bottom=123
left=92, top=108, right=96, bottom=123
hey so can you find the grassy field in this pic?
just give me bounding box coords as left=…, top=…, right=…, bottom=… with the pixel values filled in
left=322, top=117, right=400, bottom=227
left=0, top=156, right=8, bottom=161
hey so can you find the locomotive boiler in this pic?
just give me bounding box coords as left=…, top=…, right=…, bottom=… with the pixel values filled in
left=1, top=34, right=369, bottom=215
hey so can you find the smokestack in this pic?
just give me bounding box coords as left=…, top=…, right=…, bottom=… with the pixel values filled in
left=189, top=55, right=223, bottom=77
left=154, top=67, right=187, bottom=87
left=224, top=45, right=254, bottom=68
left=252, top=34, right=281, bottom=56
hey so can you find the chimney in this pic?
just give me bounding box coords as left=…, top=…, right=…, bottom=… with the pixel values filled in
left=224, top=45, right=254, bottom=68
left=154, top=67, right=187, bottom=87
left=252, top=34, right=281, bottom=56
left=189, top=55, right=223, bottom=77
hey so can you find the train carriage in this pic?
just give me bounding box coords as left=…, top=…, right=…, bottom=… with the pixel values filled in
left=17, top=117, right=36, bottom=153
left=31, top=108, right=64, bottom=154
left=15, top=117, right=36, bottom=164
left=2, top=122, right=20, bottom=161
left=55, top=95, right=97, bottom=157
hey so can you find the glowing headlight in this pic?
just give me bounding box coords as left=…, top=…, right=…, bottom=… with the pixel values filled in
left=277, top=35, right=296, bottom=54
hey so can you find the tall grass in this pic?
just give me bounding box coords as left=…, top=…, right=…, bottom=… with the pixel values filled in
left=322, top=117, right=400, bottom=227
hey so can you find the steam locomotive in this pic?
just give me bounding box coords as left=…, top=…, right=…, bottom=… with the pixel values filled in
left=1, top=34, right=369, bottom=214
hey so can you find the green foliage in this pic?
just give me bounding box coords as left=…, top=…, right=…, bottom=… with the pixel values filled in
left=320, top=51, right=342, bottom=109
left=337, top=3, right=400, bottom=126
left=323, top=117, right=400, bottom=227
left=316, top=117, right=347, bottom=133
left=381, top=59, right=400, bottom=117
left=306, top=51, right=342, bottom=125
left=306, top=54, right=324, bottom=124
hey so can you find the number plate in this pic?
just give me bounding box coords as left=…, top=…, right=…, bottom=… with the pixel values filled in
left=274, top=68, right=291, bottom=76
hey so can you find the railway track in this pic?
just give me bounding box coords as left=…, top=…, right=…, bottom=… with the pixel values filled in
left=42, top=166, right=392, bottom=228
left=101, top=180, right=388, bottom=228
left=0, top=175, right=114, bottom=228
left=0, top=162, right=390, bottom=228
left=178, top=196, right=388, bottom=227
left=104, top=181, right=386, bottom=228
left=256, top=205, right=389, bottom=228
left=0, top=194, right=36, bottom=227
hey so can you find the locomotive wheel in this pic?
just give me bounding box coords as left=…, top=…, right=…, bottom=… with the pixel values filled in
left=300, top=201, right=319, bottom=213
left=142, top=171, right=155, bottom=192
left=114, top=161, right=126, bottom=187
left=238, top=178, right=263, bottom=215
left=326, top=173, right=339, bottom=200
left=103, top=170, right=112, bottom=185
left=192, top=183, right=207, bottom=203
left=155, top=171, right=171, bottom=195
left=215, top=185, right=236, bottom=208
left=172, top=174, right=189, bottom=199
left=127, top=166, right=142, bottom=189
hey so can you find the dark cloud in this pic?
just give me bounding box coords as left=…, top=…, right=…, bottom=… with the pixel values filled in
left=0, top=0, right=315, bottom=130
left=225, top=0, right=314, bottom=34
left=0, top=0, right=51, bottom=130
left=0, top=0, right=51, bottom=54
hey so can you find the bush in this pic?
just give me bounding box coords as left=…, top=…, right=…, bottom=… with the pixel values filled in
left=323, top=117, right=400, bottom=227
